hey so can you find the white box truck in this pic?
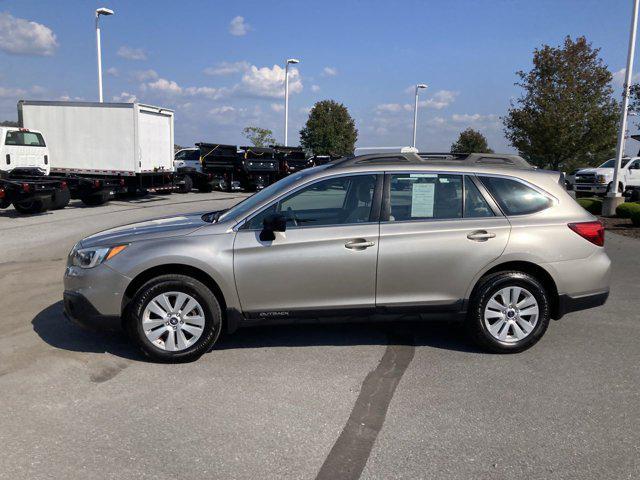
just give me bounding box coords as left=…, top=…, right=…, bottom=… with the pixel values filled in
left=17, top=100, right=177, bottom=204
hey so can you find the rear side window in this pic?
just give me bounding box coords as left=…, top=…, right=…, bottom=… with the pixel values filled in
left=4, top=131, right=46, bottom=147
left=464, top=179, right=494, bottom=218
left=479, top=176, right=551, bottom=215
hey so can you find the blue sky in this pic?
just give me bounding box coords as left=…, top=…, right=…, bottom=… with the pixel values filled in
left=0, top=0, right=637, bottom=152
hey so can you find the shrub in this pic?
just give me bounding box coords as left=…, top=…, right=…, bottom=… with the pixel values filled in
left=615, top=201, right=640, bottom=219
left=631, top=209, right=640, bottom=227
left=577, top=198, right=603, bottom=215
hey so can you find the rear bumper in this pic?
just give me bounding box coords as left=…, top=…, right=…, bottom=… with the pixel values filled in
left=63, top=291, right=122, bottom=331
left=555, top=290, right=609, bottom=319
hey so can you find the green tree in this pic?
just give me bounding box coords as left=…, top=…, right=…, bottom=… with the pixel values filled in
left=242, top=126, right=276, bottom=147
left=451, top=128, right=493, bottom=153
left=0, top=120, right=18, bottom=127
left=299, top=100, right=357, bottom=156
left=503, top=36, right=618, bottom=171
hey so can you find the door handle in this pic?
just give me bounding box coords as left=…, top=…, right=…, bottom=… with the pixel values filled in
left=467, top=230, right=496, bottom=242
left=345, top=239, right=376, bottom=250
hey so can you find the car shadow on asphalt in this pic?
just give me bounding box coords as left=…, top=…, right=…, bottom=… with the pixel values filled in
left=32, top=301, right=484, bottom=362
left=31, top=301, right=145, bottom=361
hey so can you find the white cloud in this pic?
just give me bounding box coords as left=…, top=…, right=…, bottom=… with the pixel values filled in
left=209, top=105, right=236, bottom=115
left=117, top=46, right=147, bottom=61
left=271, top=103, right=284, bottom=112
left=133, top=69, right=158, bottom=82
left=58, top=95, right=84, bottom=101
left=299, top=106, right=312, bottom=115
left=106, top=67, right=119, bottom=77
left=375, top=103, right=411, bottom=113
left=311, top=84, right=321, bottom=93
left=204, top=61, right=250, bottom=76
left=184, top=86, right=223, bottom=99
left=612, top=67, right=640, bottom=86
left=0, top=12, right=58, bottom=56
left=112, top=92, right=137, bottom=103
left=146, top=78, right=182, bottom=94
left=419, top=90, right=458, bottom=109
left=229, top=16, right=250, bottom=36
left=0, top=86, right=27, bottom=98
left=375, top=90, right=458, bottom=115
left=239, top=64, right=302, bottom=99
left=322, top=66, right=338, bottom=77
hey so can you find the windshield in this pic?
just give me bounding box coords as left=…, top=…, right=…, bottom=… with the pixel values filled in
left=217, top=165, right=329, bottom=223
left=599, top=158, right=631, bottom=168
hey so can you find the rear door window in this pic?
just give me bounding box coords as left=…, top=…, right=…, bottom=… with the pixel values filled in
left=386, top=173, right=463, bottom=221
left=479, top=176, right=551, bottom=215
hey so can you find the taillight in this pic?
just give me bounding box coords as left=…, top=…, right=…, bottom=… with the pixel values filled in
left=44, top=155, right=48, bottom=165
left=568, top=221, right=605, bottom=247
left=0, top=187, right=5, bottom=199
left=22, top=183, right=30, bottom=193
left=5, top=154, right=10, bottom=165
left=93, top=180, right=101, bottom=189
left=61, top=181, right=68, bottom=190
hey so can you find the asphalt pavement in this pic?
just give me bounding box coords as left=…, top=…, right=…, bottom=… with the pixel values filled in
left=0, top=192, right=638, bottom=480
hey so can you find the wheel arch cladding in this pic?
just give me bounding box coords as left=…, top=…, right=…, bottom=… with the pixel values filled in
left=469, top=261, right=560, bottom=319
left=121, top=264, right=227, bottom=324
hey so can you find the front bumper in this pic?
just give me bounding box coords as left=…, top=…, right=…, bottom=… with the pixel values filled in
left=63, top=291, right=121, bottom=331
left=574, top=183, right=608, bottom=194
left=63, top=264, right=130, bottom=331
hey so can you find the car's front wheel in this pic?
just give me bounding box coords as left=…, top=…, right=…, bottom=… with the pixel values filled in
left=126, top=274, right=222, bottom=362
left=467, top=271, right=550, bottom=353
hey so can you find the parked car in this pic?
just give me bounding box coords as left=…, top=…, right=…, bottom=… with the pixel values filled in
left=572, top=157, right=640, bottom=199
left=64, top=151, right=611, bottom=362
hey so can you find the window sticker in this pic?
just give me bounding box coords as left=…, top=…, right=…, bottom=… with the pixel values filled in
left=411, top=183, right=435, bottom=217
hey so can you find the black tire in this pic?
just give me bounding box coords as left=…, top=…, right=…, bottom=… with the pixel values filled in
left=81, top=191, right=110, bottom=206
left=13, top=197, right=51, bottom=214
left=51, top=187, right=71, bottom=210
left=125, top=274, right=223, bottom=362
left=466, top=271, right=551, bottom=353
left=631, top=189, right=640, bottom=202
left=198, top=183, right=213, bottom=193
left=178, top=175, right=193, bottom=193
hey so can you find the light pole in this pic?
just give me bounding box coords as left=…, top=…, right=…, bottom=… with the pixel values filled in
left=604, top=0, right=639, bottom=216
left=284, top=58, right=300, bottom=146
left=412, top=84, right=428, bottom=148
left=95, top=7, right=114, bottom=103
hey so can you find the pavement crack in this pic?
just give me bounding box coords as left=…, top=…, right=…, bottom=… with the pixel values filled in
left=315, top=332, right=415, bottom=480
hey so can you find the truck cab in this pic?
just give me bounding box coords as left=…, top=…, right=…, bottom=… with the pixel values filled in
left=572, top=157, right=640, bottom=197
left=174, top=148, right=202, bottom=173
left=0, top=127, right=50, bottom=176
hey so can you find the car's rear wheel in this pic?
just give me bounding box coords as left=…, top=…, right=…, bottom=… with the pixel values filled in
left=126, top=274, right=222, bottom=362
left=467, top=271, right=550, bottom=353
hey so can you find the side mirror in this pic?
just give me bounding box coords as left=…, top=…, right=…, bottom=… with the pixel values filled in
left=260, top=213, right=287, bottom=241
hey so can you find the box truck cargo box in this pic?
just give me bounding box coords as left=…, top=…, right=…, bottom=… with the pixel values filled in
left=18, top=100, right=174, bottom=176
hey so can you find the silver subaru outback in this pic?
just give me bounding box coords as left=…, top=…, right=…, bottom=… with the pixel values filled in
left=64, top=152, right=611, bottom=362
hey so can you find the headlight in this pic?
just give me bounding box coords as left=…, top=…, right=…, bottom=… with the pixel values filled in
left=71, top=244, right=127, bottom=269
left=597, top=174, right=607, bottom=184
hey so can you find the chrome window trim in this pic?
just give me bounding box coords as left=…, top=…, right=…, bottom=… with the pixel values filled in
left=233, top=171, right=381, bottom=232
